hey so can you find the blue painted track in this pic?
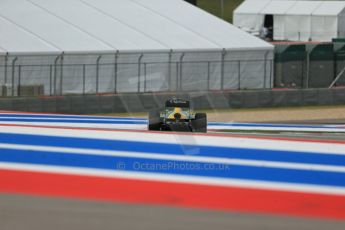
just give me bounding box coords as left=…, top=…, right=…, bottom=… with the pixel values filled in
left=1, top=133, right=345, bottom=166
left=1, top=112, right=345, bottom=193
left=0, top=131, right=345, bottom=189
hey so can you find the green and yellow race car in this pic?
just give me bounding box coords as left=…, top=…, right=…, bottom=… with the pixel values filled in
left=148, top=97, right=207, bottom=133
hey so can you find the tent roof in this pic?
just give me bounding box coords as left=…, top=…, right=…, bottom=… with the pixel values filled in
left=235, top=0, right=345, bottom=16
left=286, top=1, right=322, bottom=15
left=313, top=1, right=345, bottom=16
left=0, top=0, right=272, bottom=54
left=260, top=0, right=296, bottom=15
left=234, top=0, right=270, bottom=14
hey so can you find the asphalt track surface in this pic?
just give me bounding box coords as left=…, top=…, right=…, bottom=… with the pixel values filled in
left=1, top=112, right=345, bottom=229
left=1, top=193, right=345, bottom=230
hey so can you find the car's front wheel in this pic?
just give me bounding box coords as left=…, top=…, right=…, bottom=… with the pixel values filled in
left=148, top=110, right=161, bottom=131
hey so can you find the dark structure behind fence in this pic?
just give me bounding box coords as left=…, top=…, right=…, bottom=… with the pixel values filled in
left=274, top=41, right=345, bottom=89
left=1, top=88, right=345, bottom=114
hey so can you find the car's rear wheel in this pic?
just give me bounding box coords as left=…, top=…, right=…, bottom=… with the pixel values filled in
left=191, top=113, right=207, bottom=133
left=148, top=110, right=161, bottom=131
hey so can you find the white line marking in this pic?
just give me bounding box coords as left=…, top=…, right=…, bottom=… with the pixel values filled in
left=1, top=126, right=345, bottom=155
left=0, top=116, right=144, bottom=122
left=1, top=143, right=345, bottom=173
left=209, top=125, right=345, bottom=132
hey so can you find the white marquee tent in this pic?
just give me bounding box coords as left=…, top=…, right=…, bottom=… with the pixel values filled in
left=234, top=0, right=345, bottom=42
left=0, top=0, right=273, bottom=95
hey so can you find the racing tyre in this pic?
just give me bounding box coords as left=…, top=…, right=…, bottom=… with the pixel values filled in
left=148, top=110, right=161, bottom=131
left=191, top=113, right=207, bottom=133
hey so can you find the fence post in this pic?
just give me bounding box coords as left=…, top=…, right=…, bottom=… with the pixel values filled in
left=220, top=0, right=224, bottom=19
left=4, top=52, right=8, bottom=86
left=60, top=52, right=64, bottom=96
left=53, top=54, right=63, bottom=96
left=179, top=52, right=185, bottom=91
left=221, top=49, right=226, bottom=90
left=270, top=59, right=273, bottom=89
left=176, top=62, right=179, bottom=90
left=168, top=50, right=172, bottom=91
left=96, top=55, right=102, bottom=94
left=207, top=61, right=210, bottom=90
left=144, top=63, right=147, bottom=92
left=137, top=54, right=144, bottom=93
left=11, top=57, right=18, bottom=97
left=238, top=61, right=241, bottom=90
left=49, top=65, right=52, bottom=96
left=306, top=50, right=310, bottom=89
left=114, top=51, right=118, bottom=94
left=264, top=51, right=269, bottom=88
left=83, top=64, right=86, bottom=95
left=18, top=65, right=21, bottom=97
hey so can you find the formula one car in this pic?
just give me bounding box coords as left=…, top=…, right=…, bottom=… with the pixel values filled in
left=148, top=97, right=207, bottom=132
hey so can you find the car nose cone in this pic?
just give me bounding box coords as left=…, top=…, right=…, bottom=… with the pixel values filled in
left=174, top=113, right=182, bottom=120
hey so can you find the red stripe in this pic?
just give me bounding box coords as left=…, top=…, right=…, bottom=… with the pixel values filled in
left=1, top=123, right=345, bottom=144
left=1, top=169, right=345, bottom=221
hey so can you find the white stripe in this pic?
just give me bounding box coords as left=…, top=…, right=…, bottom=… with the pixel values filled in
left=0, top=117, right=144, bottom=122
left=1, top=162, right=345, bottom=196
left=2, top=121, right=345, bottom=133
left=1, top=112, right=344, bottom=130
left=3, top=115, right=343, bottom=130
left=1, top=120, right=345, bottom=133
left=2, top=112, right=344, bottom=129
left=1, top=126, right=345, bottom=156
left=1, top=143, right=345, bottom=173
left=2, top=114, right=345, bottom=133
left=0, top=121, right=147, bottom=130
left=209, top=125, right=345, bottom=133
left=213, top=122, right=345, bottom=129
left=0, top=112, right=143, bottom=120
left=0, top=116, right=144, bottom=122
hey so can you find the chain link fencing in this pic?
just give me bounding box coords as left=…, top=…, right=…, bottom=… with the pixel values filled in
left=0, top=50, right=273, bottom=97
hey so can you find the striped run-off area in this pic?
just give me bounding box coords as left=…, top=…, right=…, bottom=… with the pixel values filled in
left=1, top=111, right=345, bottom=221
left=0, top=110, right=345, bottom=132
